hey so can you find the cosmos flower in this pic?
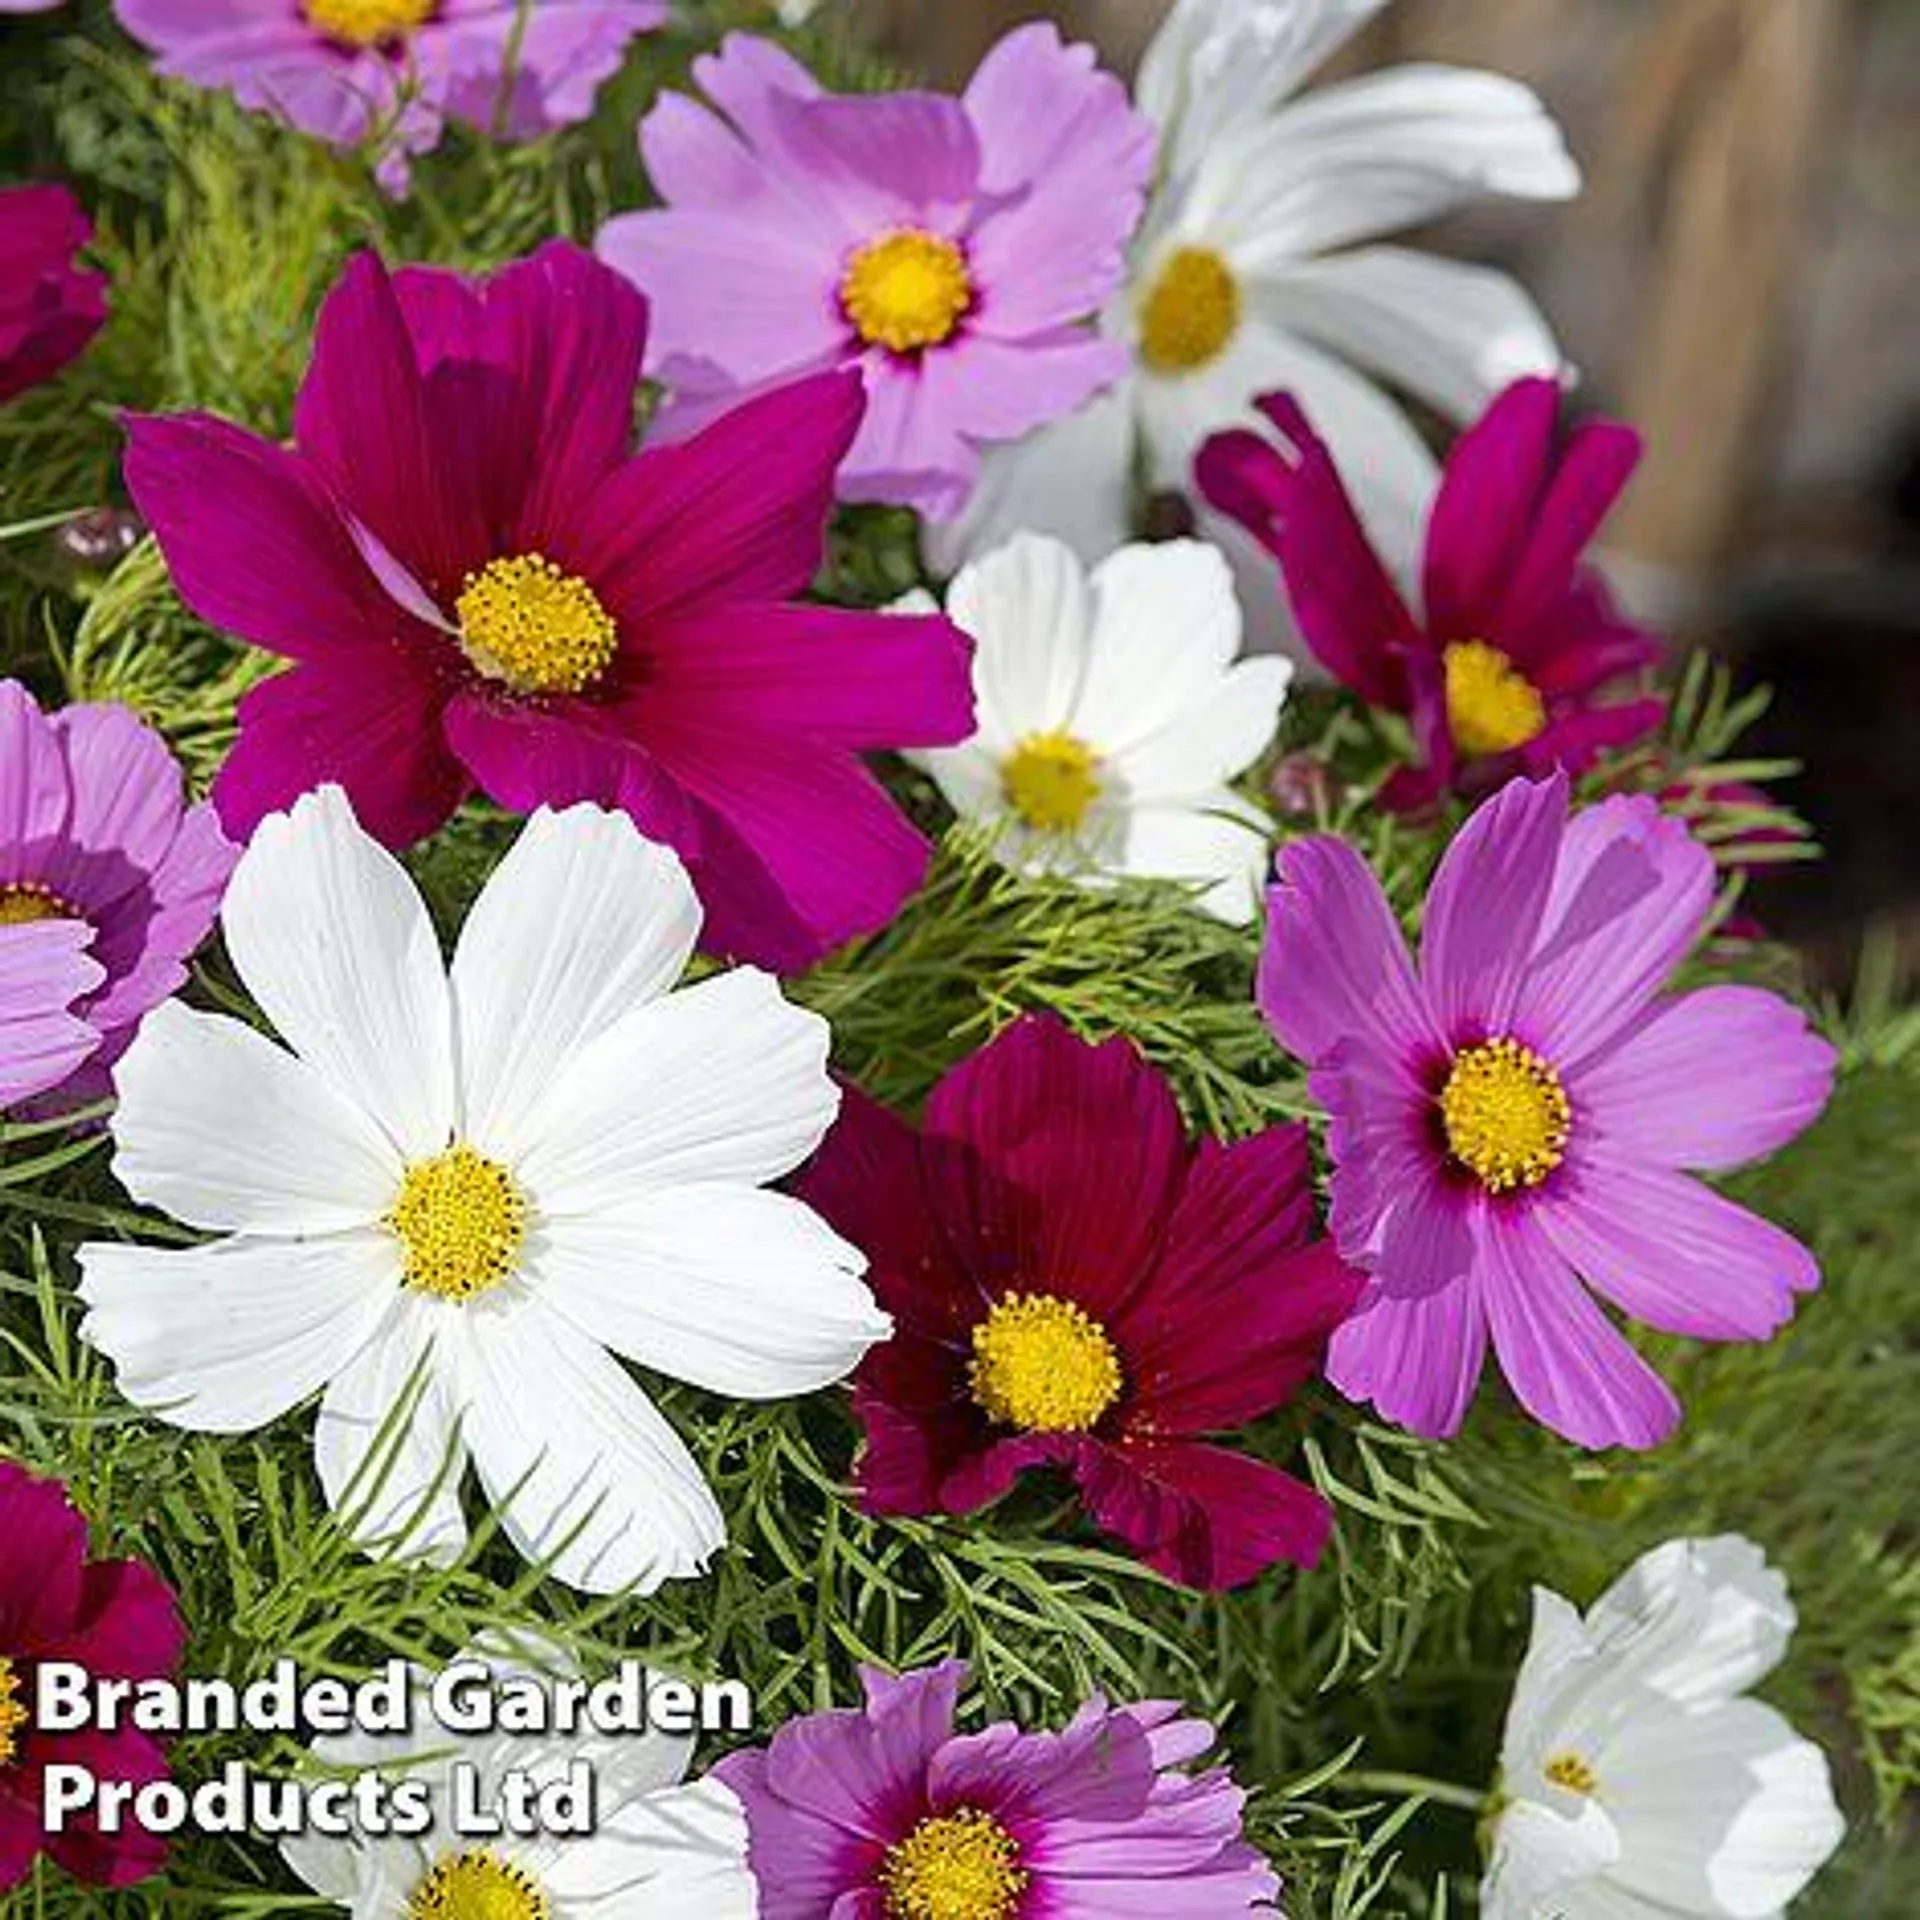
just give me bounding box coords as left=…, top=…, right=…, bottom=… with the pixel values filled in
left=114, top=0, right=666, bottom=188
left=283, top=1639, right=755, bottom=1917
left=717, top=1659, right=1280, bottom=1917
left=78, top=788, right=890, bottom=1596
left=124, top=242, right=973, bottom=973
left=0, top=183, right=108, bottom=407
left=1197, top=381, right=1666, bottom=809
left=0, top=1460, right=186, bottom=1892
left=1260, top=771, right=1835, bottom=1450
left=903, top=535, right=1291, bottom=923
left=596, top=25, right=1155, bottom=521
left=929, top=0, right=1577, bottom=647
left=1484, top=1535, right=1845, bottom=1919
left=802, top=1013, right=1362, bottom=1589
left=0, top=680, right=234, bottom=1114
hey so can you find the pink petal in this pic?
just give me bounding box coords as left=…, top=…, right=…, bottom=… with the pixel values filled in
left=0, top=920, right=102, bottom=1109
left=1327, top=1272, right=1489, bottom=1439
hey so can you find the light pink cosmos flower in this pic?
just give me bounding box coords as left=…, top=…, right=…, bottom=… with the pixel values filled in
left=1261, top=771, right=1835, bottom=1451
left=597, top=27, right=1156, bottom=521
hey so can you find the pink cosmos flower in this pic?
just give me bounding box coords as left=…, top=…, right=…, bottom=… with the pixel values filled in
left=597, top=27, right=1156, bottom=521
left=0, top=681, right=233, bottom=1113
left=0, top=184, right=108, bottom=407
left=715, top=1660, right=1280, bottom=1918
left=0, top=1461, right=187, bottom=1891
left=115, top=0, right=665, bottom=186
left=1198, top=380, right=1666, bottom=811
left=124, top=242, right=974, bottom=973
left=1260, top=771, right=1835, bottom=1452
left=802, top=1014, right=1362, bottom=1590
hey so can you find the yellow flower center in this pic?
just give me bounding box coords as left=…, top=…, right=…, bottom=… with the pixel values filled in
left=304, top=0, right=437, bottom=50
left=1440, top=1038, right=1571, bottom=1194
left=387, top=1146, right=528, bottom=1303
left=1443, top=640, right=1548, bottom=758
left=1544, top=1752, right=1600, bottom=1797
left=1138, top=245, right=1242, bottom=374
left=841, top=230, right=975, bottom=354
left=969, top=1292, right=1124, bottom=1434
left=407, top=1850, right=551, bottom=1920
left=0, top=882, right=73, bottom=927
left=0, top=1657, right=28, bottom=1770
left=881, top=1809, right=1029, bottom=1920
left=1000, top=730, right=1101, bottom=834
left=456, top=554, right=619, bottom=698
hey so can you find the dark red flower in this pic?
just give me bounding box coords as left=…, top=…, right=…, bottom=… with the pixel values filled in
left=802, top=1014, right=1363, bottom=1590
left=0, top=185, right=108, bottom=407
left=0, top=1462, right=185, bottom=1892
left=1197, top=378, right=1666, bottom=813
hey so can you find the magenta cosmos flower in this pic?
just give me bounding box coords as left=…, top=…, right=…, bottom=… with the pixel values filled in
left=124, top=242, right=973, bottom=972
left=597, top=27, right=1155, bottom=521
left=0, top=681, right=233, bottom=1113
left=1198, top=380, right=1665, bottom=812
left=716, top=1660, right=1279, bottom=1917
left=1261, top=771, right=1835, bottom=1451
left=0, top=1461, right=187, bottom=1891
left=802, top=1014, right=1362, bottom=1589
left=0, top=184, right=108, bottom=408
left=116, top=0, right=665, bottom=185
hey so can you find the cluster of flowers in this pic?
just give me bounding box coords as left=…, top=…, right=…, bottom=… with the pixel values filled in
left=0, top=1, right=1853, bottom=1915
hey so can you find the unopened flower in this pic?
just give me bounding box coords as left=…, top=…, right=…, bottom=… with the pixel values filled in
left=1261, top=771, right=1835, bottom=1449
left=79, top=788, right=889, bottom=1595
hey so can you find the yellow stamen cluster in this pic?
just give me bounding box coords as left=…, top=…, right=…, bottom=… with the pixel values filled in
left=1000, top=730, right=1102, bottom=834
left=456, top=554, right=619, bottom=698
left=407, top=1849, right=551, bottom=1920
left=1138, top=245, right=1242, bottom=373
left=881, top=1808, right=1029, bottom=1920
left=1544, top=1752, right=1600, bottom=1797
left=0, top=882, right=73, bottom=928
left=1443, top=640, right=1548, bottom=758
left=387, top=1146, right=528, bottom=1303
left=1440, top=1038, right=1572, bottom=1194
left=841, top=230, right=974, bottom=354
left=969, top=1292, right=1124, bottom=1434
left=304, top=0, right=437, bottom=51
left=0, top=1657, right=28, bottom=1770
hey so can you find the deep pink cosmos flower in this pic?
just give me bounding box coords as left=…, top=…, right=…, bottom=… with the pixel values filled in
left=597, top=27, right=1155, bottom=521
left=0, top=1460, right=186, bottom=1891
left=116, top=0, right=665, bottom=188
left=0, top=185, right=108, bottom=408
left=0, top=681, right=233, bottom=1113
left=801, top=1014, right=1362, bottom=1589
left=124, top=242, right=974, bottom=973
left=1198, top=379, right=1666, bottom=811
left=716, top=1660, right=1280, bottom=1917
left=1261, top=771, right=1835, bottom=1452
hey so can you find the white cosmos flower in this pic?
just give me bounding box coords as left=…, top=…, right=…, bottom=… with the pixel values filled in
left=282, top=1638, right=756, bottom=1917
left=76, top=787, right=888, bottom=1596
left=905, top=534, right=1290, bottom=923
left=1485, top=1535, right=1845, bottom=1920
left=928, top=0, right=1578, bottom=654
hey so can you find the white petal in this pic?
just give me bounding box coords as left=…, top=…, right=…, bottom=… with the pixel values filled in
left=1266, top=245, right=1566, bottom=423
left=1709, top=1737, right=1846, bottom=1916
left=1109, top=799, right=1271, bottom=923
left=515, top=969, right=838, bottom=1215
left=220, top=786, right=454, bottom=1160
left=921, top=381, right=1136, bottom=577
left=1113, top=656, right=1293, bottom=800
left=536, top=1186, right=885, bottom=1399
left=110, top=1001, right=399, bottom=1235
left=1499, top=1586, right=1604, bottom=1779
left=314, top=1294, right=469, bottom=1563
left=449, top=1301, right=724, bottom=1595
left=541, top=1779, right=754, bottom=1912
left=911, top=741, right=1008, bottom=827
left=1073, top=539, right=1243, bottom=753
left=77, top=1232, right=397, bottom=1433
left=1482, top=1794, right=1621, bottom=1920
left=946, top=532, right=1096, bottom=746
left=451, top=807, right=702, bottom=1159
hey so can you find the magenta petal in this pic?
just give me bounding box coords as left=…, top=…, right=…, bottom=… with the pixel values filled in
left=1500, top=417, right=1643, bottom=635
left=1477, top=1211, right=1681, bottom=1450
left=931, top=1700, right=1154, bottom=1827
left=0, top=1462, right=88, bottom=1646
left=1328, top=1274, right=1490, bottom=1439
left=1539, top=1160, right=1816, bottom=1341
